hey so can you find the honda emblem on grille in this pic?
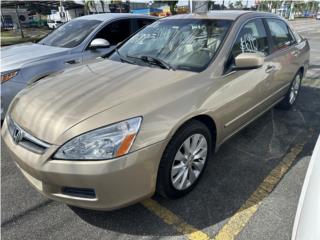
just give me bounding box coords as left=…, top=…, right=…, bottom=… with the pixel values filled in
left=13, top=126, right=23, bottom=144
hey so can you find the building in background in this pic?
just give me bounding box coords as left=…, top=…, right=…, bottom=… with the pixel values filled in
left=1, top=1, right=84, bottom=30
left=0, top=8, right=30, bottom=30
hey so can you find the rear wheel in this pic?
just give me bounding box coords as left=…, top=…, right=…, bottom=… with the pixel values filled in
left=156, top=120, right=212, bottom=199
left=277, top=71, right=302, bottom=110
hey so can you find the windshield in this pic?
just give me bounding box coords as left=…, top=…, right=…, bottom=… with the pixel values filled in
left=39, top=19, right=102, bottom=48
left=114, top=19, right=232, bottom=72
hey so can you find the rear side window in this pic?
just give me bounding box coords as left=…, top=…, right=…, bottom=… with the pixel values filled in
left=266, top=19, right=294, bottom=52
left=225, top=19, right=269, bottom=71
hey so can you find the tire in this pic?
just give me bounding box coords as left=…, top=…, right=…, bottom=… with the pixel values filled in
left=277, top=71, right=302, bottom=110
left=156, top=120, right=213, bottom=199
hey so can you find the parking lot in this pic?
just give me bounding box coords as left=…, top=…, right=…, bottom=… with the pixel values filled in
left=1, top=19, right=320, bottom=240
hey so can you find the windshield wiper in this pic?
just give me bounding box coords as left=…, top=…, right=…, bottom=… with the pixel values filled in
left=115, top=47, right=134, bottom=64
left=127, top=55, right=175, bottom=71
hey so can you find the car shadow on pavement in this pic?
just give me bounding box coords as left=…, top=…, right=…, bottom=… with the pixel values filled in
left=70, top=86, right=320, bottom=237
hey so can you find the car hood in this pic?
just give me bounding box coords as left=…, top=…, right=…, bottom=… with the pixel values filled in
left=10, top=60, right=196, bottom=144
left=0, top=43, right=69, bottom=71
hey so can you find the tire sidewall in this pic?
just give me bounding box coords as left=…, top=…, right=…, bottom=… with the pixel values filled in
left=157, top=120, right=212, bottom=198
left=277, top=70, right=303, bottom=110
left=288, top=71, right=302, bottom=106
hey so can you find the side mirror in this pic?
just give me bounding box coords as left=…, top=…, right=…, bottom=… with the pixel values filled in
left=89, top=38, right=110, bottom=49
left=234, top=52, right=264, bottom=70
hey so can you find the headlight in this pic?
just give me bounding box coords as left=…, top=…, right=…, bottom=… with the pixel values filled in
left=1, top=70, right=19, bottom=83
left=54, top=117, right=142, bottom=160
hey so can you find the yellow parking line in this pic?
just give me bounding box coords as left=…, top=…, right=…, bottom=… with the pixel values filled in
left=214, top=143, right=305, bottom=240
left=142, top=198, right=210, bottom=240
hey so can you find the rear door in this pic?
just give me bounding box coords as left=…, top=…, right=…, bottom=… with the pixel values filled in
left=264, top=18, right=299, bottom=97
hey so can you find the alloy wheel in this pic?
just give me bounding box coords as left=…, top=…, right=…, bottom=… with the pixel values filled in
left=289, top=74, right=301, bottom=104
left=170, top=134, right=208, bottom=191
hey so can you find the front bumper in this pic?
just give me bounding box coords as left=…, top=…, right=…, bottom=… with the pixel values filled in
left=2, top=120, right=167, bottom=210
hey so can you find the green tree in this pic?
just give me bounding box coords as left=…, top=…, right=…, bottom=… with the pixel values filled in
left=258, top=0, right=271, bottom=12
left=85, top=0, right=98, bottom=14
left=208, top=0, right=215, bottom=10
left=234, top=0, right=243, bottom=9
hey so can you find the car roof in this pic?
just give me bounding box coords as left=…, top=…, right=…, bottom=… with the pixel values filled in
left=163, top=10, right=277, bottom=21
left=76, top=13, right=157, bottom=21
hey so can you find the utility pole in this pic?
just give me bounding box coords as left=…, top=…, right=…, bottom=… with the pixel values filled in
left=190, top=0, right=193, bottom=13
left=289, top=1, right=295, bottom=20
left=15, top=2, right=24, bottom=38
left=0, top=8, right=5, bottom=29
left=193, top=0, right=208, bottom=13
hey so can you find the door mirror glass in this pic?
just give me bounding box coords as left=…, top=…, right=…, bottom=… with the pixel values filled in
left=89, top=38, right=110, bottom=49
left=234, top=52, right=264, bottom=70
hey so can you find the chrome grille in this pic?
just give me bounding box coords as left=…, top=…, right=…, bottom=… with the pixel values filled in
left=7, top=116, right=51, bottom=154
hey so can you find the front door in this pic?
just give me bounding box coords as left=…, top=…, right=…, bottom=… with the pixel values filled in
left=82, top=19, right=134, bottom=64
left=220, top=18, right=276, bottom=138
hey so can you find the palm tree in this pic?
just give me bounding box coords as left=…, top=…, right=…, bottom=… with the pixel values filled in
left=111, top=0, right=123, bottom=13
left=85, top=0, right=98, bottom=14
left=100, top=0, right=105, bottom=13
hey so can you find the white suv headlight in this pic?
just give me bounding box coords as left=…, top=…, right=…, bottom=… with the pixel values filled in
left=54, top=117, right=142, bottom=160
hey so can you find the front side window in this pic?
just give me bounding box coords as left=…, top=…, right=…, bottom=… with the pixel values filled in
left=136, top=18, right=155, bottom=29
left=95, top=19, right=132, bottom=45
left=39, top=19, right=102, bottom=48
left=225, top=19, right=269, bottom=71
left=113, top=19, right=232, bottom=72
left=266, top=18, right=294, bottom=52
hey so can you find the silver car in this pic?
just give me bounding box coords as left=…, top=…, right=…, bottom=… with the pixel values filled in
left=1, top=13, right=156, bottom=119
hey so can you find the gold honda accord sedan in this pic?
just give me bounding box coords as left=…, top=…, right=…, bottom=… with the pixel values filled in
left=2, top=11, right=310, bottom=210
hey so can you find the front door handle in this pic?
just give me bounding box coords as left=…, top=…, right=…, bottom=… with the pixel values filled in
left=265, top=65, right=275, bottom=73
left=291, top=50, right=300, bottom=57
left=65, top=59, right=80, bottom=65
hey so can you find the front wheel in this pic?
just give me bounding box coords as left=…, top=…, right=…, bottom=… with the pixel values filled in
left=277, top=71, right=302, bottom=110
left=156, top=120, right=212, bottom=199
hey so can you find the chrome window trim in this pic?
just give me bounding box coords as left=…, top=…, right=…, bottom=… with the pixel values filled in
left=264, top=18, right=297, bottom=53
left=222, top=15, right=298, bottom=76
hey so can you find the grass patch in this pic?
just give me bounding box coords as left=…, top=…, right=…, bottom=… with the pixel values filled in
left=1, top=36, right=43, bottom=46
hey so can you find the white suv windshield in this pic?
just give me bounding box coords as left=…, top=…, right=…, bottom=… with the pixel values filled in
left=116, top=19, right=232, bottom=72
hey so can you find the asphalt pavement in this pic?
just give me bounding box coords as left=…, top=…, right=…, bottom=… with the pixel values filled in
left=1, top=18, right=320, bottom=240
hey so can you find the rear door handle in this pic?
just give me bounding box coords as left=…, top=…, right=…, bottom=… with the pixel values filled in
left=265, top=65, right=275, bottom=73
